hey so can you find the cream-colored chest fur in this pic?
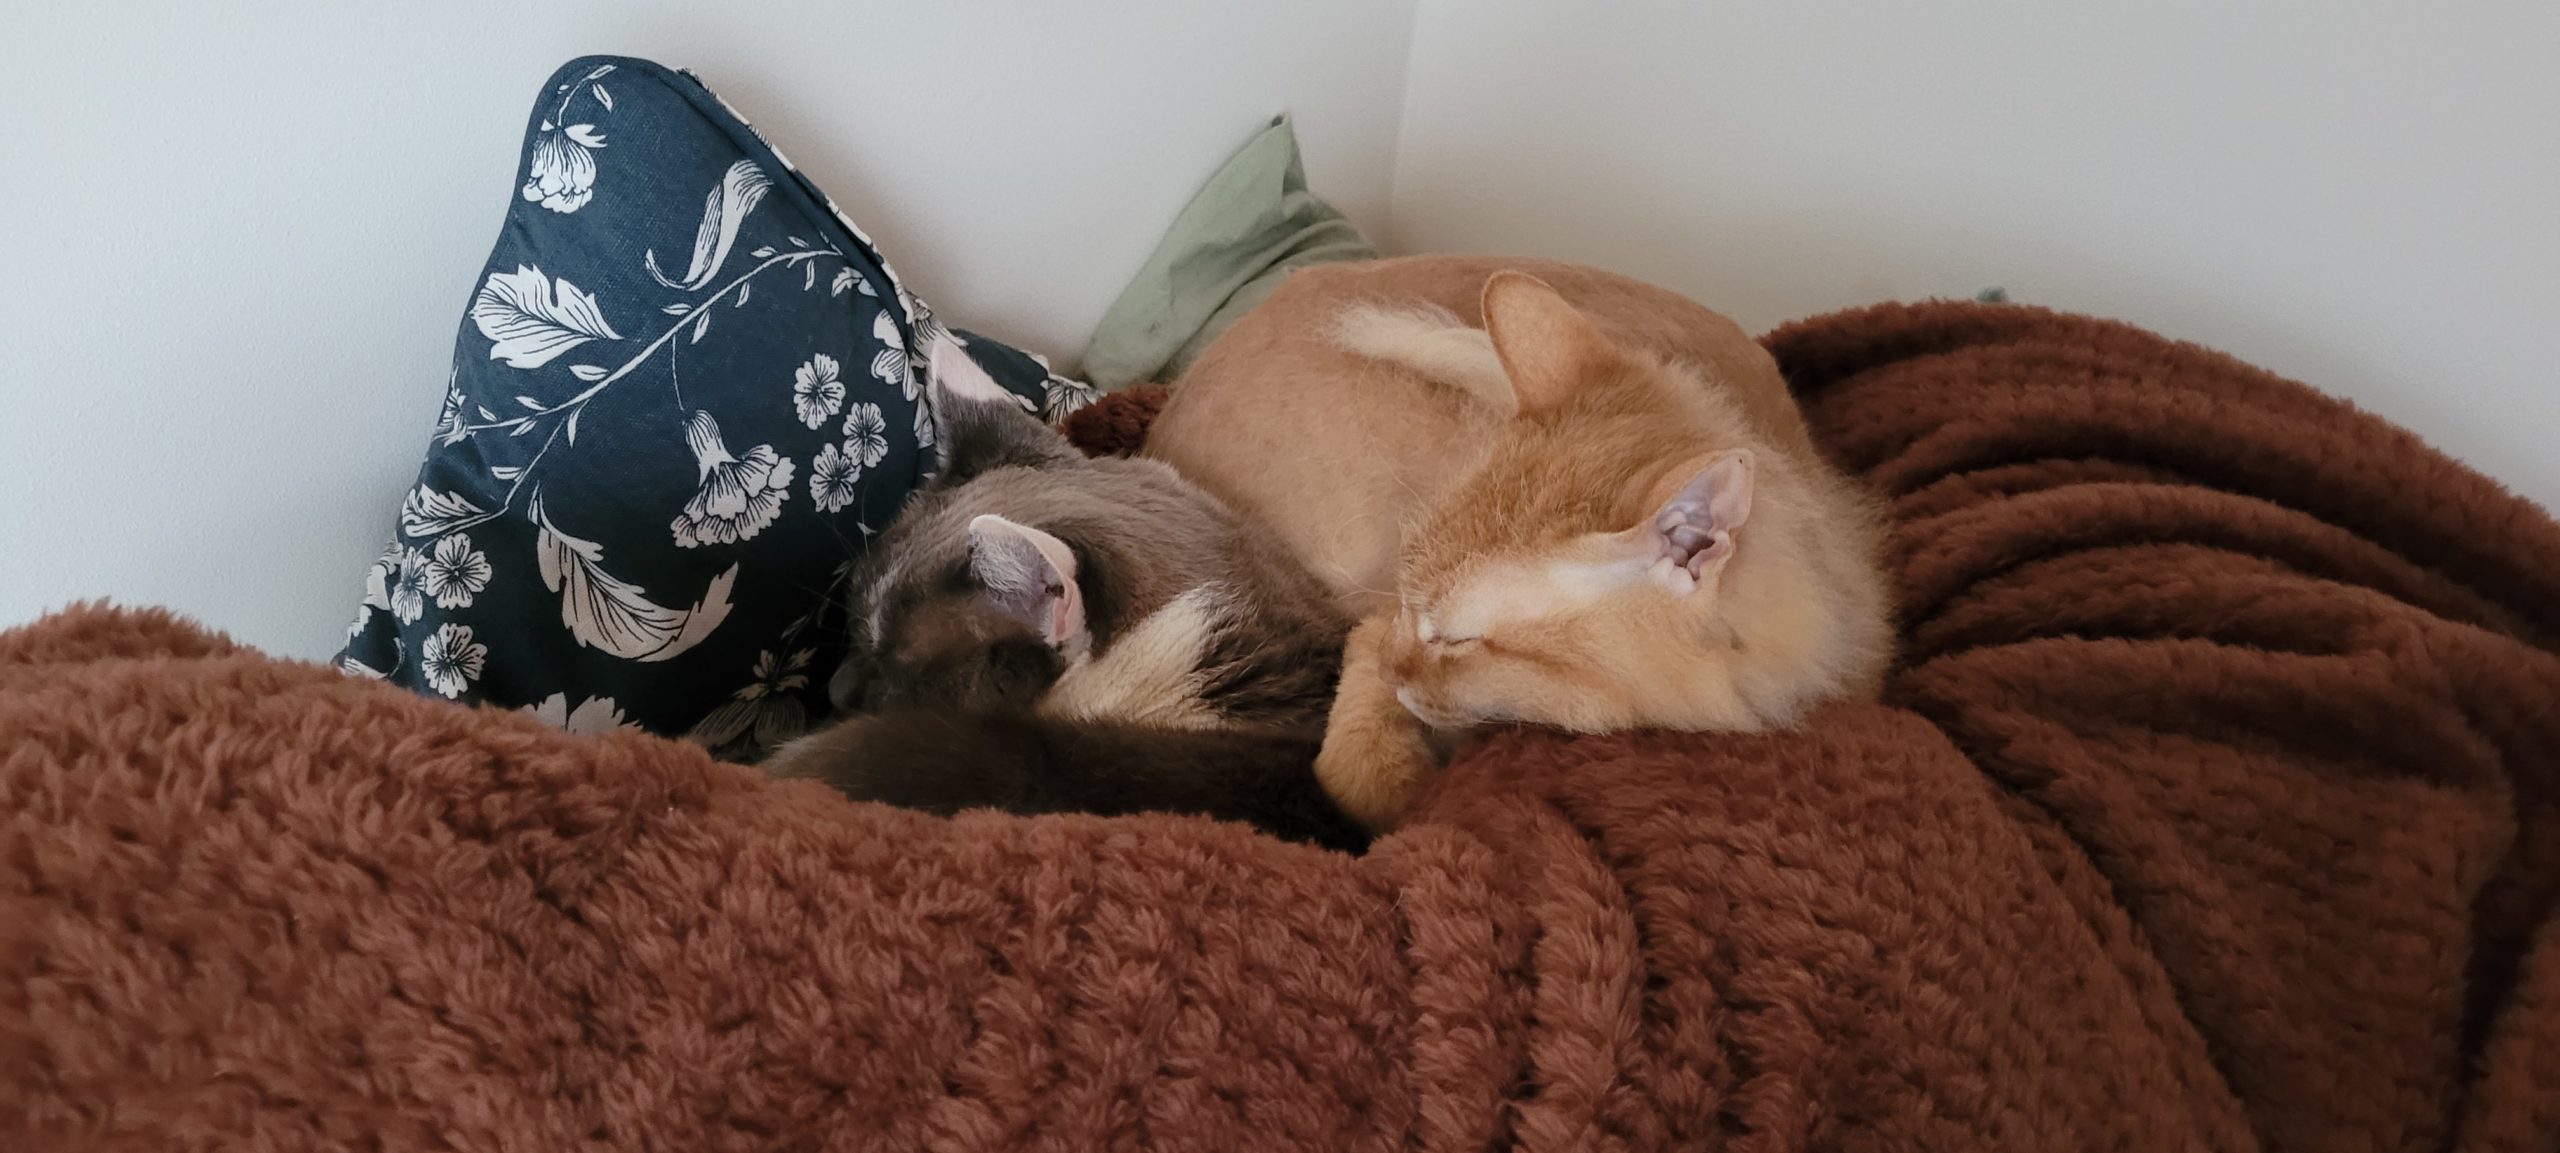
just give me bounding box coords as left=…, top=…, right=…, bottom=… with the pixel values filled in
left=1036, top=585, right=1228, bottom=730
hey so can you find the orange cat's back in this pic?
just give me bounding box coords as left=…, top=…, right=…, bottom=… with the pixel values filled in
left=1146, top=255, right=1815, bottom=615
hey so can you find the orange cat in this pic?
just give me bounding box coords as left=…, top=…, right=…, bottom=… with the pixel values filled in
left=1145, top=257, right=1893, bottom=829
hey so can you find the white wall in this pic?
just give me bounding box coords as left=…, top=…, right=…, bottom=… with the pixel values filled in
left=0, top=0, right=1417, bottom=658
left=7, top=2, right=2553, bottom=659
left=1389, top=1, right=2559, bottom=512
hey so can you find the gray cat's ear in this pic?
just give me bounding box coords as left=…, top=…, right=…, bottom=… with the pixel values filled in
left=931, top=336, right=1080, bottom=485
left=967, top=514, right=1089, bottom=659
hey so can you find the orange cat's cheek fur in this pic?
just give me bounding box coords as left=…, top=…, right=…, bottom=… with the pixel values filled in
left=1458, top=645, right=1641, bottom=732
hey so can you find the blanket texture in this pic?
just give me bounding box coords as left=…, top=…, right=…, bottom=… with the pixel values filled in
left=7, top=302, right=2557, bottom=1152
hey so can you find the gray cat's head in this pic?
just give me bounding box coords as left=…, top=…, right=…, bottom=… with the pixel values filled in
left=829, top=330, right=1218, bottom=712
left=827, top=338, right=1121, bottom=715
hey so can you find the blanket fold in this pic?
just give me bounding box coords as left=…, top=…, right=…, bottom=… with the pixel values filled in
left=6, top=302, right=2555, bottom=1152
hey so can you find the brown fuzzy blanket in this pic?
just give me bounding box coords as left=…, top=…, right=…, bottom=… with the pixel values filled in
left=9, top=302, right=2558, bottom=1152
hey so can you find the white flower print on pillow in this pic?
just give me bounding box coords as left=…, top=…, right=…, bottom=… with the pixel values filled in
left=524, top=129, right=603, bottom=212
left=520, top=65, right=615, bottom=213
left=419, top=622, right=488, bottom=698
left=389, top=546, right=432, bottom=625
left=420, top=533, right=494, bottom=609
left=792, top=353, right=845, bottom=429
left=841, top=403, right=889, bottom=468
left=809, top=442, right=861, bottom=513
left=671, top=410, right=794, bottom=547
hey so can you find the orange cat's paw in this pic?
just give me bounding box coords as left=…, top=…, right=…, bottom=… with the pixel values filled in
left=1317, top=698, right=1442, bottom=832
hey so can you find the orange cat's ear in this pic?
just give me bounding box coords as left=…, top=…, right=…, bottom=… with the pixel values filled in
left=1481, top=271, right=1617, bottom=414
left=1644, top=450, right=1754, bottom=594
left=1557, top=449, right=1758, bottom=598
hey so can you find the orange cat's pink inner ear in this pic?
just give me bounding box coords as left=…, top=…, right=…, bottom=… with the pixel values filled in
left=1480, top=271, right=1616, bottom=415
left=1651, top=450, right=1756, bottom=578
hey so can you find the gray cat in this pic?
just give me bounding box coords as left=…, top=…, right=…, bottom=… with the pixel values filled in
left=761, top=338, right=1366, bottom=851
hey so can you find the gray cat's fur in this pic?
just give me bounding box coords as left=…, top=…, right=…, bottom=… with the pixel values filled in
left=762, top=337, right=1364, bottom=851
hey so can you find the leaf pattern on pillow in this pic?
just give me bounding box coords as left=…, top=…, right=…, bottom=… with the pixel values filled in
left=532, top=492, right=735, bottom=663
left=471, top=266, right=624, bottom=369
left=646, top=160, right=774, bottom=291
left=520, top=693, right=642, bottom=733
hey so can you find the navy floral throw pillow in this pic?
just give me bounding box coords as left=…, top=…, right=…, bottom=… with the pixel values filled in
left=336, top=56, right=1097, bottom=760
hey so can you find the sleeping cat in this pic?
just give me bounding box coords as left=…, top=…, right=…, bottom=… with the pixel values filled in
left=1145, top=257, right=1895, bottom=830
left=761, top=336, right=1367, bottom=852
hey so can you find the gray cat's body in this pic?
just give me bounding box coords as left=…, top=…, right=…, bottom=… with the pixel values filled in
left=762, top=338, right=1364, bottom=851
